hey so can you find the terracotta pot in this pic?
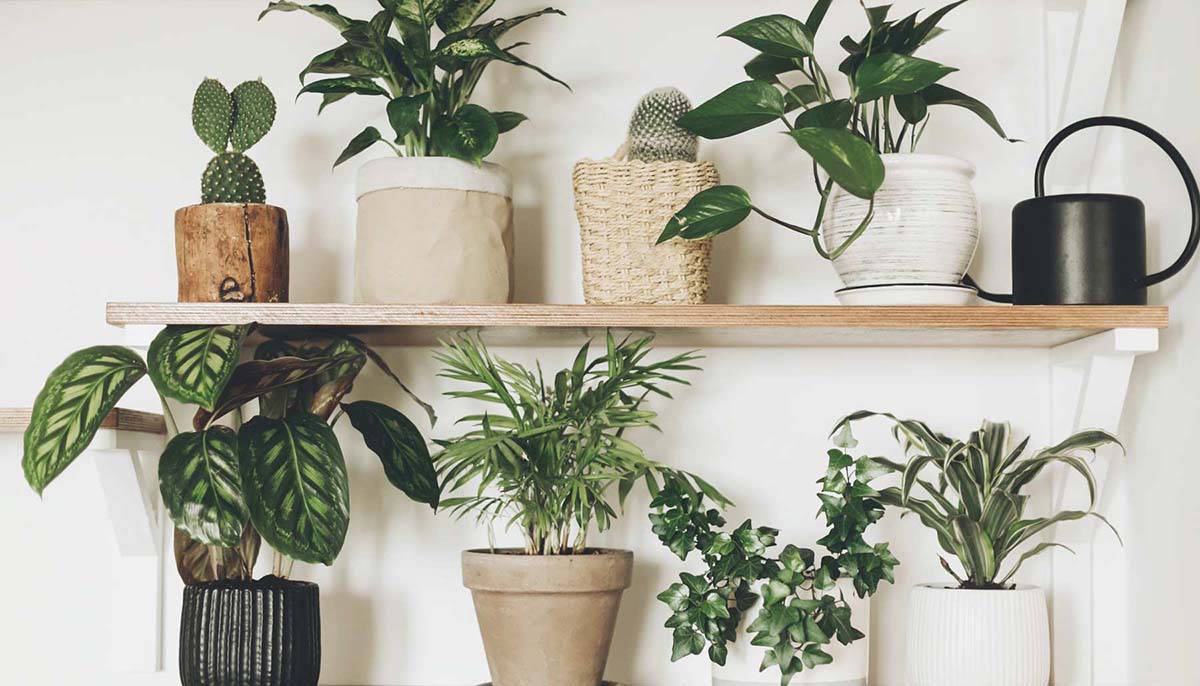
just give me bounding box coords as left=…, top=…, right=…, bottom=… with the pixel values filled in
left=462, top=548, right=633, bottom=686
left=175, top=203, right=290, bottom=303
left=179, top=575, right=320, bottom=686
left=354, top=157, right=514, bottom=304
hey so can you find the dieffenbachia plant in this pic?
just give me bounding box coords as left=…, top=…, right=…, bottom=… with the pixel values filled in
left=832, top=412, right=1121, bottom=589
left=652, top=430, right=898, bottom=684
left=658, top=0, right=1013, bottom=260
left=23, top=327, right=438, bottom=584
left=432, top=332, right=731, bottom=556
left=260, top=1, right=569, bottom=166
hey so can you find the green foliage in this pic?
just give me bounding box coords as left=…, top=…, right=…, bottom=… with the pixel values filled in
left=626, top=87, right=698, bottom=163
left=652, top=435, right=897, bottom=683
left=261, top=1, right=568, bottom=165
left=664, top=0, right=1014, bottom=261
left=433, top=332, right=728, bottom=555
left=191, top=78, right=277, bottom=204
left=23, top=329, right=434, bottom=580
left=833, top=411, right=1121, bottom=588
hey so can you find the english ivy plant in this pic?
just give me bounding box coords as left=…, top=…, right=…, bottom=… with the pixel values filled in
left=23, top=326, right=438, bottom=584
left=652, top=426, right=898, bottom=684
left=260, top=0, right=569, bottom=166
left=658, top=0, right=1013, bottom=260
left=832, top=412, right=1121, bottom=589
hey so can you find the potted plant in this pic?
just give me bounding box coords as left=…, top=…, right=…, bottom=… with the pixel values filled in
left=261, top=1, right=569, bottom=305
left=832, top=411, right=1121, bottom=686
left=651, top=425, right=898, bottom=685
left=432, top=333, right=727, bottom=686
left=574, top=87, right=719, bottom=304
left=658, top=0, right=1015, bottom=305
left=22, top=327, right=437, bottom=686
left=178, top=78, right=289, bottom=303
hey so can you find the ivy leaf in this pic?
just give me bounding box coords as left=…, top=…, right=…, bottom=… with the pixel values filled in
left=670, top=626, right=706, bottom=661
left=657, top=582, right=690, bottom=612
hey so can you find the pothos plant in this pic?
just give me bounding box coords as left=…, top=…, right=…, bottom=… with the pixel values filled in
left=658, top=0, right=1013, bottom=260
left=432, top=333, right=730, bottom=555
left=833, top=412, right=1120, bottom=589
left=260, top=1, right=569, bottom=166
left=22, top=326, right=439, bottom=584
left=652, top=424, right=898, bottom=684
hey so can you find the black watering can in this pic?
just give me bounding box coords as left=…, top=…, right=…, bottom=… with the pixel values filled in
left=967, top=116, right=1200, bottom=305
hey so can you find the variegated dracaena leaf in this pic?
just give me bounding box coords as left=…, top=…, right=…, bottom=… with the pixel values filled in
left=343, top=400, right=439, bottom=508
left=23, top=346, right=146, bottom=494
left=159, top=426, right=249, bottom=547
left=239, top=412, right=350, bottom=565
left=147, top=325, right=251, bottom=410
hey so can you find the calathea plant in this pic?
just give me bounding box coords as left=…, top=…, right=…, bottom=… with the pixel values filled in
left=192, top=78, right=277, bottom=203
left=832, top=412, right=1120, bottom=589
left=260, top=1, right=569, bottom=166
left=433, top=332, right=729, bottom=554
left=23, top=327, right=438, bottom=583
left=658, top=0, right=1012, bottom=259
left=652, top=426, right=898, bottom=684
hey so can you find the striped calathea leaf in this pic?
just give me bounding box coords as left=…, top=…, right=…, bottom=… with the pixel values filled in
left=342, top=400, right=439, bottom=507
left=158, top=426, right=249, bottom=547
left=23, top=346, right=147, bottom=494
left=238, top=412, right=350, bottom=565
left=252, top=337, right=366, bottom=420
left=147, top=324, right=251, bottom=410
left=834, top=412, right=1121, bottom=589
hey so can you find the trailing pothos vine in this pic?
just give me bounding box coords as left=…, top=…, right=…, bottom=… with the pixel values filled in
left=652, top=425, right=898, bottom=684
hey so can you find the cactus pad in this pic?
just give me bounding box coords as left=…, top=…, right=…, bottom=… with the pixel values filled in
left=230, top=80, right=277, bottom=153
left=193, top=79, right=234, bottom=154
left=202, top=152, right=266, bottom=204
left=627, top=87, right=698, bottom=163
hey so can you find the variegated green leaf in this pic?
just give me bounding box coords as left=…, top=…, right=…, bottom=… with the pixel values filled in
left=159, top=426, right=248, bottom=547
left=147, top=325, right=250, bottom=410
left=197, top=350, right=365, bottom=427
left=23, top=346, right=146, bottom=494
left=998, top=541, right=1074, bottom=586
left=259, top=1, right=355, bottom=31
left=951, top=515, right=995, bottom=581
left=239, top=412, right=350, bottom=565
left=343, top=400, right=439, bottom=508
left=436, top=0, right=496, bottom=33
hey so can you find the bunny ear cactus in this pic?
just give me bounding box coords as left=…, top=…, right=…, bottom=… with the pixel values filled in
left=627, top=87, right=699, bottom=163
left=192, top=78, right=277, bottom=204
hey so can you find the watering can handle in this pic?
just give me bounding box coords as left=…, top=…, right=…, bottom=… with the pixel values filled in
left=1036, top=116, right=1200, bottom=288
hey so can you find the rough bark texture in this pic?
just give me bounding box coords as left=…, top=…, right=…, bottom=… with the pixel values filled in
left=175, top=203, right=289, bottom=303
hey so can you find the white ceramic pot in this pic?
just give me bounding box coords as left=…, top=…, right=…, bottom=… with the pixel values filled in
left=354, top=157, right=514, bottom=304
left=713, top=588, right=870, bottom=686
left=906, top=584, right=1050, bottom=686
left=824, top=154, right=980, bottom=303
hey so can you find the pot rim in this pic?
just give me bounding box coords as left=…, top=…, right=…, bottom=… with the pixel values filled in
left=878, top=153, right=976, bottom=178
left=462, top=548, right=634, bottom=593
left=183, top=575, right=319, bottom=592
left=356, top=156, right=512, bottom=199
left=176, top=202, right=286, bottom=210
left=463, top=547, right=632, bottom=557
left=914, top=582, right=1042, bottom=593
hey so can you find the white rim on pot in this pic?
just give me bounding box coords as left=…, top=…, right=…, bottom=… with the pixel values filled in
left=356, top=156, right=513, bottom=199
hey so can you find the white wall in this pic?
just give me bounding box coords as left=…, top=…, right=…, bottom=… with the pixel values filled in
left=0, top=1, right=1146, bottom=685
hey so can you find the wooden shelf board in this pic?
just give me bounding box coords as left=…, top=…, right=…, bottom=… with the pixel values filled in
left=106, top=303, right=1168, bottom=348
left=0, top=407, right=166, bottom=435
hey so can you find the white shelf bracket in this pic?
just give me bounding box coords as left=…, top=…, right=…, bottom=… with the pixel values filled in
left=88, top=428, right=167, bottom=674
left=1048, top=327, right=1156, bottom=686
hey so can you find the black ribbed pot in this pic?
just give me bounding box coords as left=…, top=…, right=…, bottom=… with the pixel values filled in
left=180, top=576, right=321, bottom=686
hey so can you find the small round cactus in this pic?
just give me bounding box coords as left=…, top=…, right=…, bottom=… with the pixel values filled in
left=192, top=78, right=276, bottom=204
left=626, top=87, right=699, bottom=163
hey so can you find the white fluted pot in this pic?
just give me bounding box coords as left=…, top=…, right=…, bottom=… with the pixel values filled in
left=906, top=584, right=1050, bottom=686
left=824, top=154, right=980, bottom=304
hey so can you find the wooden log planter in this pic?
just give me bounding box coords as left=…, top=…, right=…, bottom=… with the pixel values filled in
left=174, top=203, right=290, bottom=303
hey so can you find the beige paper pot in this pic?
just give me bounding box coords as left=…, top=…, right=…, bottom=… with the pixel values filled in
left=354, top=157, right=514, bottom=304
left=462, top=549, right=633, bottom=686
left=174, top=203, right=289, bottom=303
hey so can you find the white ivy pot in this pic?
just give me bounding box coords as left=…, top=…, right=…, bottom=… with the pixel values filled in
left=354, top=157, right=514, bottom=304
left=906, top=584, right=1050, bottom=686
left=713, top=589, right=870, bottom=686
left=824, top=154, right=980, bottom=305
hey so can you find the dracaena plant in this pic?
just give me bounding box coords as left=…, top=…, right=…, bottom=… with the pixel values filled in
left=652, top=434, right=897, bottom=684
left=833, top=412, right=1121, bottom=589
left=23, top=326, right=438, bottom=584
left=432, top=333, right=730, bottom=555
left=658, top=0, right=1012, bottom=260
left=260, top=1, right=569, bottom=166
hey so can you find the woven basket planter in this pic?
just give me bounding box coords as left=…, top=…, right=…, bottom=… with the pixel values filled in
left=574, top=159, right=719, bottom=304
